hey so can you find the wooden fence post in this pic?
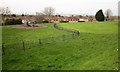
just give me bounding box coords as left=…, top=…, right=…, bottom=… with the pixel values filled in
left=23, top=41, right=25, bottom=51
left=72, top=33, right=75, bottom=39
left=2, top=43, right=5, bottom=55
left=77, top=31, right=80, bottom=37
left=39, top=39, right=42, bottom=44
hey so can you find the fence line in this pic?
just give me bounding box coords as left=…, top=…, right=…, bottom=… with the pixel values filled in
left=2, top=23, right=80, bottom=55
left=53, top=23, right=80, bottom=37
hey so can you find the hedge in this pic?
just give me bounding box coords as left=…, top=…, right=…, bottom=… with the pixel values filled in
left=60, top=21, right=69, bottom=23
left=5, top=18, right=22, bottom=25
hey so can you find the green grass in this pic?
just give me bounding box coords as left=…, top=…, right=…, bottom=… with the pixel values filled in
left=58, top=21, right=118, bottom=34
left=2, top=21, right=118, bottom=70
left=2, top=24, right=70, bottom=44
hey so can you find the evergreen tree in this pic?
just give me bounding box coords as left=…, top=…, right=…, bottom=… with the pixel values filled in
left=95, top=9, right=105, bottom=21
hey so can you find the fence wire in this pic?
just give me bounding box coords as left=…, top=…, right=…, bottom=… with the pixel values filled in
left=2, top=23, right=80, bottom=55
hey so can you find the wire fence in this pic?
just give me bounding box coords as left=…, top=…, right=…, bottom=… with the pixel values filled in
left=2, top=23, right=80, bottom=55
left=53, top=23, right=80, bottom=36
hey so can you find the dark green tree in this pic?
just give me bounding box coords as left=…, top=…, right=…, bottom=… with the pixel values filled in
left=21, top=14, right=25, bottom=16
left=95, top=9, right=105, bottom=21
left=11, top=14, right=16, bottom=17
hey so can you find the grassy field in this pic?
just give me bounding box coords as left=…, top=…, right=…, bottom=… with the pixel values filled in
left=2, top=21, right=118, bottom=70
left=2, top=24, right=70, bottom=44
left=58, top=21, right=118, bottom=34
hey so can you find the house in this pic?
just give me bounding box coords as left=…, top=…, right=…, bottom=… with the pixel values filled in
left=2, top=14, right=99, bottom=24
left=50, top=15, right=79, bottom=23
left=50, top=15, right=61, bottom=23
left=66, top=16, right=79, bottom=22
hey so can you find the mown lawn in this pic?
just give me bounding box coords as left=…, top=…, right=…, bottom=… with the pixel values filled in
left=58, top=21, right=118, bottom=34
left=2, top=24, right=70, bottom=44
left=2, top=21, right=118, bottom=70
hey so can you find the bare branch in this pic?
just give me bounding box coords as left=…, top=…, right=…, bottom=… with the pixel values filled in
left=105, top=9, right=113, bottom=21
left=105, top=9, right=112, bottom=17
left=36, top=12, right=45, bottom=22
left=0, top=7, right=11, bottom=15
left=42, top=7, right=55, bottom=19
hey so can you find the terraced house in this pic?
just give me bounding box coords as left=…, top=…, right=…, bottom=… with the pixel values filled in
left=1, top=14, right=117, bottom=25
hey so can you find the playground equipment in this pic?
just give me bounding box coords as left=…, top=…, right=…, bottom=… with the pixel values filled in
left=22, top=20, right=37, bottom=27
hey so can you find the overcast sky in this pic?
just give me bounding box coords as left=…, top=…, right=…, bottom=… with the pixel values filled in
left=1, top=0, right=119, bottom=16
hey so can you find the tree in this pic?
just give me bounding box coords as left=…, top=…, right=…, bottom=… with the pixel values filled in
left=95, top=9, right=105, bottom=21
left=12, top=14, right=16, bottom=17
left=0, top=7, right=11, bottom=15
left=79, top=15, right=83, bottom=18
left=0, top=7, right=11, bottom=25
left=42, top=7, right=55, bottom=20
left=36, top=12, right=45, bottom=23
left=105, top=9, right=112, bottom=21
left=21, top=14, right=25, bottom=16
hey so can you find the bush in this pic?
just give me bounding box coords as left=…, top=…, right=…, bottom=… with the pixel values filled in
left=60, top=20, right=69, bottom=23
left=78, top=21, right=85, bottom=22
left=11, top=14, right=16, bottom=17
left=42, top=20, right=49, bottom=23
left=5, top=18, right=22, bottom=25
left=95, top=9, right=105, bottom=21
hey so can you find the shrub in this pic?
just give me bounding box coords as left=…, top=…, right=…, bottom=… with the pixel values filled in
left=78, top=21, right=85, bottom=22
left=5, top=18, right=22, bottom=25
left=95, top=9, right=105, bottom=21
left=11, top=14, right=16, bottom=17
left=60, top=20, right=69, bottom=23
left=21, top=14, right=24, bottom=16
left=42, top=20, right=49, bottom=23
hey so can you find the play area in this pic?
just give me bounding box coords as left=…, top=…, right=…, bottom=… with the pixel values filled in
left=12, top=20, right=47, bottom=29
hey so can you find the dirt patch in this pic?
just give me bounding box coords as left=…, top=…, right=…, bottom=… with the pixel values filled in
left=14, top=24, right=47, bottom=29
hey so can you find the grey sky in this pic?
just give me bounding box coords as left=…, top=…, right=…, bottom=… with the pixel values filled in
left=1, top=0, right=119, bottom=16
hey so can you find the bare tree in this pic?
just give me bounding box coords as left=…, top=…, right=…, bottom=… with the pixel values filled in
left=105, top=9, right=112, bottom=21
left=78, top=15, right=83, bottom=18
left=36, top=12, right=45, bottom=22
left=0, top=7, right=11, bottom=25
left=42, top=7, right=55, bottom=20
left=0, top=7, right=11, bottom=15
